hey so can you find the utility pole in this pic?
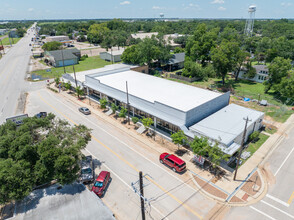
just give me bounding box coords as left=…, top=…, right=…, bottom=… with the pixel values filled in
left=72, top=65, right=79, bottom=98
left=126, top=81, right=130, bottom=125
left=61, top=46, right=66, bottom=74
left=139, top=171, right=145, bottom=220
left=234, top=117, right=252, bottom=181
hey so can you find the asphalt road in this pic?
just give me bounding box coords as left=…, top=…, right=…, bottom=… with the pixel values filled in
left=0, top=23, right=44, bottom=124
left=225, top=122, right=294, bottom=220
left=25, top=88, right=218, bottom=220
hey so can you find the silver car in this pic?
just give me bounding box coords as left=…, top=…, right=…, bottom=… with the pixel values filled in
left=79, top=107, right=91, bottom=115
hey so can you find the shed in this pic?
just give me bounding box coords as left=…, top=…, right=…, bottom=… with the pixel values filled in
left=100, top=49, right=125, bottom=63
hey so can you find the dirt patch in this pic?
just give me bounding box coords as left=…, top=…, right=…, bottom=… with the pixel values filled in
left=30, top=58, right=51, bottom=72
left=193, top=176, right=228, bottom=200
left=204, top=203, right=231, bottom=220
left=259, top=162, right=276, bottom=186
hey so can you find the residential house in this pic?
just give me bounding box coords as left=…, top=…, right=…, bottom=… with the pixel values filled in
left=9, top=29, right=18, bottom=38
left=163, top=52, right=185, bottom=71
left=131, top=32, right=158, bottom=40
left=235, top=65, right=269, bottom=83
left=163, top=33, right=184, bottom=49
left=44, top=48, right=81, bottom=67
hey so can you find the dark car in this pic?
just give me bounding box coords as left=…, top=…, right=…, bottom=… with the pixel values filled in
left=79, top=107, right=91, bottom=115
left=159, top=153, right=186, bottom=173
left=92, top=171, right=111, bottom=197
left=35, top=112, right=47, bottom=118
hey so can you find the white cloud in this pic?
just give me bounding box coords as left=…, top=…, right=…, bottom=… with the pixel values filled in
left=189, top=3, right=199, bottom=7
left=211, top=0, right=224, bottom=4
left=120, top=1, right=130, bottom=5
left=218, top=6, right=226, bottom=11
left=152, top=6, right=164, bottom=10
left=281, top=2, right=292, bottom=6
left=28, top=8, right=34, bottom=12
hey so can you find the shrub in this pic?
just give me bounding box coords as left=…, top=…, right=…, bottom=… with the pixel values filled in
left=100, top=98, right=108, bottom=109
left=111, top=103, right=119, bottom=114
left=248, top=131, right=260, bottom=142
left=132, top=117, right=139, bottom=124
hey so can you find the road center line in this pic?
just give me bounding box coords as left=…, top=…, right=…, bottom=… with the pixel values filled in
left=250, top=206, right=277, bottom=220
left=266, top=194, right=290, bottom=207
left=37, top=91, right=203, bottom=220
left=288, top=191, right=294, bottom=205
left=47, top=89, right=199, bottom=193
left=274, top=146, right=294, bottom=176
left=261, top=200, right=294, bottom=219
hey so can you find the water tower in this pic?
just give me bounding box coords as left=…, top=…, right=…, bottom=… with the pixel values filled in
left=160, top=13, right=164, bottom=19
left=244, top=5, right=256, bottom=37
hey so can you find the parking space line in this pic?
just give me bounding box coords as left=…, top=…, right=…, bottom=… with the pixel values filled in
left=274, top=146, right=294, bottom=176
left=261, top=200, right=294, bottom=219
left=250, top=206, right=277, bottom=220
left=37, top=91, right=203, bottom=220
left=288, top=191, right=294, bottom=205
left=266, top=194, right=290, bottom=207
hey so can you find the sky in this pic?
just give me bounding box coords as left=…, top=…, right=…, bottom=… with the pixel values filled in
left=0, top=0, right=293, bottom=20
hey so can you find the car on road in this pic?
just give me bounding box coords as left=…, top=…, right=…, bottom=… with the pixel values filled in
left=80, top=155, right=94, bottom=184
left=159, top=153, right=186, bottom=173
left=79, top=107, right=91, bottom=115
left=92, top=171, right=111, bottom=197
left=35, top=112, right=47, bottom=118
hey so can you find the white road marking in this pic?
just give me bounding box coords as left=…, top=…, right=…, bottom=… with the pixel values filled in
left=83, top=148, right=168, bottom=220
left=46, top=90, right=198, bottom=193
left=250, top=206, right=277, bottom=220
left=261, top=200, right=294, bottom=219
left=266, top=194, right=290, bottom=207
left=274, top=146, right=294, bottom=176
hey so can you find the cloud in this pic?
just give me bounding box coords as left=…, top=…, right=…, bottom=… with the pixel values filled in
left=211, top=0, right=224, bottom=4
left=152, top=6, right=164, bottom=10
left=120, top=1, right=130, bottom=5
left=218, top=6, right=226, bottom=11
left=189, top=3, right=199, bottom=7
left=281, top=2, right=292, bottom=6
left=28, top=8, right=34, bottom=12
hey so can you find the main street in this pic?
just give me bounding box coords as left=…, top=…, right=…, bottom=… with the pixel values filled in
left=25, top=88, right=218, bottom=220
left=0, top=23, right=44, bottom=124
left=225, top=120, right=294, bottom=220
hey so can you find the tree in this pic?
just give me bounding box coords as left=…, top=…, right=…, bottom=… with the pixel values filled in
left=131, top=117, right=139, bottom=125
left=75, top=86, right=84, bottom=99
left=42, top=41, right=62, bottom=51
left=190, top=136, right=211, bottom=157
left=171, top=130, right=188, bottom=149
left=0, top=114, right=91, bottom=204
left=234, top=50, right=249, bottom=81
left=173, top=47, right=185, bottom=53
left=138, top=37, right=161, bottom=67
left=265, top=57, right=292, bottom=93
left=99, top=98, right=108, bottom=109
left=211, top=40, right=239, bottom=85
left=54, top=77, right=60, bottom=86
left=118, top=107, right=128, bottom=118
left=273, top=70, right=294, bottom=103
left=121, top=45, right=142, bottom=64
left=87, top=23, right=110, bottom=44
left=64, top=82, right=71, bottom=91
left=111, top=103, right=119, bottom=114
left=142, top=117, right=154, bottom=135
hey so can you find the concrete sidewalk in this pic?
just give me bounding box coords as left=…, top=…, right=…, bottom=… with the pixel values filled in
left=48, top=86, right=293, bottom=206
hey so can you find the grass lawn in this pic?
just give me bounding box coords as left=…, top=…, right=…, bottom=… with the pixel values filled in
left=32, top=56, right=110, bottom=79
left=1, top=37, right=22, bottom=45
left=246, top=134, right=270, bottom=155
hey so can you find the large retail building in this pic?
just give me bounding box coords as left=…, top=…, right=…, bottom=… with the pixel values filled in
left=64, top=65, right=264, bottom=156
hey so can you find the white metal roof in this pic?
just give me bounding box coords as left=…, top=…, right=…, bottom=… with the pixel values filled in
left=93, top=70, right=222, bottom=112
left=62, top=64, right=137, bottom=85
left=189, top=104, right=264, bottom=145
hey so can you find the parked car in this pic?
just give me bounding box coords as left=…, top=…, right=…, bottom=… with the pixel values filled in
left=35, top=112, right=47, bottom=118
left=79, top=107, right=91, bottom=115
left=92, top=171, right=111, bottom=197
left=80, top=155, right=94, bottom=184
left=159, top=153, right=186, bottom=173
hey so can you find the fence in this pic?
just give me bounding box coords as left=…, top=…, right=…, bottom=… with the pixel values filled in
left=169, top=74, right=200, bottom=83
